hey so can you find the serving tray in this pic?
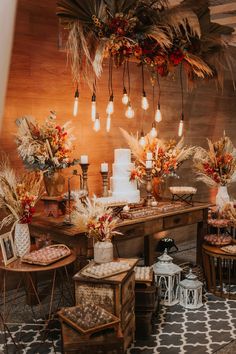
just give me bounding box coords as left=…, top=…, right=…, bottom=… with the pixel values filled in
left=79, top=260, right=132, bottom=279
left=21, top=244, right=71, bottom=266
left=58, top=303, right=120, bottom=335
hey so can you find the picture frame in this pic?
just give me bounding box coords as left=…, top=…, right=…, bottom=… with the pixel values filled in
left=0, top=232, right=17, bottom=266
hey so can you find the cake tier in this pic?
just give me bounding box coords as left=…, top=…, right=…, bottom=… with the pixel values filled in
left=110, top=176, right=138, bottom=193
left=114, top=149, right=131, bottom=164
left=112, top=162, right=134, bottom=178
left=112, top=190, right=140, bottom=203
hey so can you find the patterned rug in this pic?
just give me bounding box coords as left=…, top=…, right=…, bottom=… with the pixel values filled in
left=1, top=294, right=236, bottom=354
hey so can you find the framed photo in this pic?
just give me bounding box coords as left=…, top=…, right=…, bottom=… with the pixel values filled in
left=0, top=232, right=17, bottom=266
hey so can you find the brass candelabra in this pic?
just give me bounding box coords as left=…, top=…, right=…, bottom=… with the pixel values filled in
left=79, top=163, right=89, bottom=193
left=101, top=171, right=109, bottom=197
left=145, top=167, right=153, bottom=206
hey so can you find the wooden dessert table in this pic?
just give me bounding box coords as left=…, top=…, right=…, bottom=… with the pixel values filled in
left=29, top=202, right=210, bottom=266
left=202, top=243, right=236, bottom=299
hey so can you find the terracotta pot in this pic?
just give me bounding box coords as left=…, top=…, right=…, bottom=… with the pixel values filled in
left=43, top=171, right=65, bottom=197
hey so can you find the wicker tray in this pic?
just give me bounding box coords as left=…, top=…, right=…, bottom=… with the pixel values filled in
left=21, top=244, right=71, bottom=266
left=79, top=260, right=132, bottom=279
left=58, top=304, right=120, bottom=335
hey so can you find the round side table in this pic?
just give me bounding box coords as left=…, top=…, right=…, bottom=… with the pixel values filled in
left=0, top=251, right=76, bottom=351
left=202, top=243, right=236, bottom=299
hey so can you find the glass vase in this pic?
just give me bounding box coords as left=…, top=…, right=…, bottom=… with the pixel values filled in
left=43, top=171, right=65, bottom=197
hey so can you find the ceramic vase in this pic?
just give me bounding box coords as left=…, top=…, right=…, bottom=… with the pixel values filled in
left=43, top=171, right=65, bottom=197
left=14, top=222, right=31, bottom=257
left=94, top=241, right=114, bottom=264
left=152, top=177, right=163, bottom=201
left=216, top=185, right=230, bottom=209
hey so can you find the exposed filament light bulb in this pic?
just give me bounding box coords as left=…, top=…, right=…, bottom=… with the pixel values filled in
left=150, top=123, right=157, bottom=138
left=73, top=88, right=79, bottom=116
left=178, top=115, right=184, bottom=137
left=139, top=131, right=146, bottom=147
left=93, top=114, right=100, bottom=132
left=141, top=91, right=149, bottom=110
left=106, top=94, right=114, bottom=114
left=122, top=87, right=129, bottom=105
left=155, top=102, right=162, bottom=123
left=125, top=101, right=135, bottom=119
left=106, top=114, right=111, bottom=132
left=91, top=93, right=96, bottom=122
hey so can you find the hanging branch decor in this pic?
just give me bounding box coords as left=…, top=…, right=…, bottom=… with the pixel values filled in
left=56, top=0, right=234, bottom=89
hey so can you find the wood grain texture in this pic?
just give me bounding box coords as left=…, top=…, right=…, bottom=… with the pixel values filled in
left=0, top=1, right=236, bottom=210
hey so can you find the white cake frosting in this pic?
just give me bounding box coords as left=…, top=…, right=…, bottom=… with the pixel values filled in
left=110, top=148, right=140, bottom=203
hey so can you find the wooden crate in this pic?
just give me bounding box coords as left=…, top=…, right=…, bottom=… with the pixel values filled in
left=61, top=321, right=124, bottom=354
left=73, top=258, right=138, bottom=350
left=135, top=285, right=159, bottom=312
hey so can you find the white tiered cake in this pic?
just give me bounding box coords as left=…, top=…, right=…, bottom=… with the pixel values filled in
left=110, top=149, right=140, bottom=203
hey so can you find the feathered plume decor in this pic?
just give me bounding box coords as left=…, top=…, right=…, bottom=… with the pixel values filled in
left=56, top=0, right=234, bottom=89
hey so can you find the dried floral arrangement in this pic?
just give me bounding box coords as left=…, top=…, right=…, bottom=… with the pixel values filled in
left=0, top=157, right=43, bottom=229
left=56, top=0, right=233, bottom=88
left=71, top=197, right=122, bottom=242
left=16, top=111, right=79, bottom=175
left=121, top=128, right=195, bottom=183
left=221, top=202, right=236, bottom=226
left=193, top=135, right=236, bottom=187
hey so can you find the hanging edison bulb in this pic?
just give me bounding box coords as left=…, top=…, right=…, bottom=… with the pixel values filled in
left=155, top=102, right=162, bottom=122
left=106, top=114, right=111, bottom=132
left=91, top=93, right=96, bottom=122
left=150, top=123, right=158, bottom=138
left=106, top=94, right=114, bottom=115
left=178, top=115, right=184, bottom=137
left=125, top=101, right=134, bottom=119
left=122, top=87, right=129, bottom=105
left=73, top=88, right=79, bottom=116
left=139, top=130, right=146, bottom=147
left=93, top=114, right=101, bottom=132
left=141, top=91, right=149, bottom=110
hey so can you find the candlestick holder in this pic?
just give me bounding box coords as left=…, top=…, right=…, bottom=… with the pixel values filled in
left=101, top=171, right=109, bottom=197
left=79, top=163, right=89, bottom=193
left=145, top=167, right=153, bottom=206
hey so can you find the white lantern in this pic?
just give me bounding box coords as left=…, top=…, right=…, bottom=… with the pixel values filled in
left=153, top=249, right=182, bottom=306
left=179, top=269, right=203, bottom=309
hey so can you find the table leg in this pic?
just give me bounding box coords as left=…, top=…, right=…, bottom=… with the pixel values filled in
left=197, top=209, right=208, bottom=265
left=144, top=234, right=156, bottom=266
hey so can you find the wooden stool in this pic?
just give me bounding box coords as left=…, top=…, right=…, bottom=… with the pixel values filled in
left=202, top=243, right=236, bottom=299
left=60, top=321, right=124, bottom=354
left=41, top=196, right=67, bottom=217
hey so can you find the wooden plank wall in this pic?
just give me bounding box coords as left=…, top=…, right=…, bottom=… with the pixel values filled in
left=1, top=0, right=236, bottom=206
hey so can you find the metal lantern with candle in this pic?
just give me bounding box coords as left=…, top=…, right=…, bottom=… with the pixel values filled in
left=153, top=249, right=182, bottom=306
left=179, top=269, right=203, bottom=309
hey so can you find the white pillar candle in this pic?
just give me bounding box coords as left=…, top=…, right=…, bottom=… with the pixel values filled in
left=80, top=155, right=88, bottom=164
left=146, top=152, right=152, bottom=160
left=101, top=162, right=108, bottom=172
left=146, top=160, right=152, bottom=169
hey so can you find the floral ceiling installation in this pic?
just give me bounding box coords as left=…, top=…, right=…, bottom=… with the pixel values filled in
left=57, top=0, right=233, bottom=88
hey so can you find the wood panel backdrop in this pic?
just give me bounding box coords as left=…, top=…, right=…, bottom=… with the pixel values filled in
left=0, top=0, right=236, bottom=252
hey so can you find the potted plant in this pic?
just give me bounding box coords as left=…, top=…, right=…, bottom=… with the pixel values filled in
left=71, top=197, right=122, bottom=263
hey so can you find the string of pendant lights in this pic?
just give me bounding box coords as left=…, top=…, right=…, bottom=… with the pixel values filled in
left=71, top=60, right=189, bottom=138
